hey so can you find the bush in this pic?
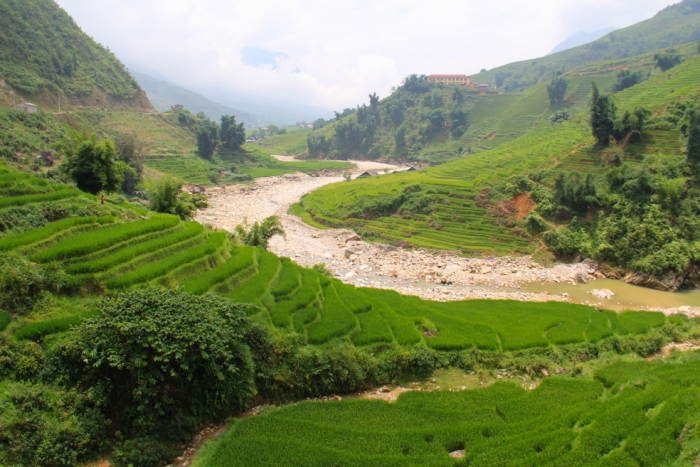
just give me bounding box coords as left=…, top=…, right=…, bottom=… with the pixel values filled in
left=78, top=288, right=257, bottom=434
left=0, top=254, right=74, bottom=313
left=0, top=381, right=107, bottom=467
left=145, top=176, right=209, bottom=220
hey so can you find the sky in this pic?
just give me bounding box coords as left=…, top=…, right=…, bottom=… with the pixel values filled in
left=55, top=0, right=677, bottom=111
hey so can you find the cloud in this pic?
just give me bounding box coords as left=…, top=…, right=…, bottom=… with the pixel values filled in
left=54, top=0, right=675, bottom=111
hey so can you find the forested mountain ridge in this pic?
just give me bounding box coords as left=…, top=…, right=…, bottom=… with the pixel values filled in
left=470, top=0, right=700, bottom=93
left=0, top=0, right=152, bottom=111
left=304, top=42, right=698, bottom=165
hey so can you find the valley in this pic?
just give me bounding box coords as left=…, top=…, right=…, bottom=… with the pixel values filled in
left=1, top=0, right=700, bottom=466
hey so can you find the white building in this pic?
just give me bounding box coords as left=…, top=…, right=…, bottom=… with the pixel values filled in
left=14, top=102, right=37, bottom=113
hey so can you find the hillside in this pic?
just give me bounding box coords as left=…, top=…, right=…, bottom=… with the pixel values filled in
left=547, top=27, right=618, bottom=55
left=0, top=159, right=695, bottom=466
left=296, top=46, right=700, bottom=287
left=470, top=0, right=700, bottom=92
left=300, top=42, right=697, bottom=166
left=131, top=71, right=265, bottom=128
left=0, top=0, right=152, bottom=111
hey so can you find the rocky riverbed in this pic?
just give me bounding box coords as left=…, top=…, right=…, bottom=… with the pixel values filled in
left=194, top=164, right=700, bottom=317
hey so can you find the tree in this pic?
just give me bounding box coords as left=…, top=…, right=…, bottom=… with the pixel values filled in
left=401, top=74, right=431, bottom=94
left=79, top=288, right=257, bottom=433
left=394, top=124, right=407, bottom=149
left=115, top=132, right=144, bottom=195
left=546, top=75, right=568, bottom=105
left=686, top=106, right=700, bottom=168
left=60, top=132, right=129, bottom=195
left=613, top=107, right=651, bottom=145
left=313, top=118, right=326, bottom=130
left=145, top=176, right=209, bottom=220
left=480, top=68, right=487, bottom=73
left=654, top=52, right=682, bottom=72
left=451, top=86, right=465, bottom=105
left=220, top=115, right=246, bottom=150
left=612, top=69, right=643, bottom=92
left=589, top=82, right=616, bottom=146
left=196, top=120, right=219, bottom=160
left=495, top=71, right=511, bottom=88
left=235, top=215, right=286, bottom=249
left=449, top=106, right=469, bottom=138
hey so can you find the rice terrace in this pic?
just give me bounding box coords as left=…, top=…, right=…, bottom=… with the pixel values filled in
left=1, top=0, right=700, bottom=466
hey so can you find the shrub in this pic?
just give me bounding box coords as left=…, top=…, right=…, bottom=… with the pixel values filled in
left=0, top=381, right=107, bottom=467
left=0, top=254, right=74, bottom=313
left=79, top=288, right=257, bottom=434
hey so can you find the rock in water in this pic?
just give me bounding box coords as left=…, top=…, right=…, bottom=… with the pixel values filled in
left=570, top=264, right=589, bottom=283
left=623, top=271, right=685, bottom=292
left=590, top=288, right=615, bottom=300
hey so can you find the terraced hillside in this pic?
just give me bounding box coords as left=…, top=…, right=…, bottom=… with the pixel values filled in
left=195, top=353, right=700, bottom=467
left=0, top=164, right=677, bottom=352
left=297, top=51, right=700, bottom=253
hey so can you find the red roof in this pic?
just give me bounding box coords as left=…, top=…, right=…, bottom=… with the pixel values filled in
left=428, top=74, right=468, bottom=77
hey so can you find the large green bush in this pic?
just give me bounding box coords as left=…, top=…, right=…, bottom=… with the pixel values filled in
left=0, top=254, right=74, bottom=313
left=0, top=381, right=107, bottom=467
left=79, top=288, right=256, bottom=434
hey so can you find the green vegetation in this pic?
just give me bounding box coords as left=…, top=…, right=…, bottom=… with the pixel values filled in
left=60, top=132, right=130, bottom=195
left=0, top=0, right=144, bottom=103
left=234, top=215, right=286, bottom=249
left=195, top=351, right=700, bottom=467
left=145, top=176, right=209, bottom=220
left=298, top=45, right=700, bottom=261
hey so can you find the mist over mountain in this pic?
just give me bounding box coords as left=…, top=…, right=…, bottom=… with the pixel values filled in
left=547, top=27, right=619, bottom=55
left=130, top=70, right=265, bottom=128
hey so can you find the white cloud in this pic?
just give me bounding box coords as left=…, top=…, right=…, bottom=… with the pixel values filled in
left=54, top=0, right=676, bottom=111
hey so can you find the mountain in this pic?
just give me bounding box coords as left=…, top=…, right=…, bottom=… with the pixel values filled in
left=470, top=0, right=700, bottom=93
left=198, top=87, right=334, bottom=126
left=547, top=27, right=618, bottom=55
left=130, top=71, right=265, bottom=128
left=0, top=0, right=152, bottom=111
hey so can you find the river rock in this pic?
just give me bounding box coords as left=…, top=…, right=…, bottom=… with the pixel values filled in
left=623, top=271, right=686, bottom=292
left=590, top=288, right=614, bottom=300
left=480, top=266, right=492, bottom=274
left=345, top=271, right=357, bottom=278
left=581, top=258, right=599, bottom=271
left=345, top=235, right=361, bottom=243
left=570, top=264, right=589, bottom=283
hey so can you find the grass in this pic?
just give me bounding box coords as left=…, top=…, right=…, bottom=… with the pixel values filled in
left=31, top=215, right=180, bottom=262
left=13, top=310, right=98, bottom=340
left=106, top=232, right=226, bottom=289
left=0, top=216, right=99, bottom=251
left=0, top=188, right=83, bottom=209
left=182, top=246, right=256, bottom=295
left=193, top=352, right=700, bottom=467
left=64, top=222, right=203, bottom=274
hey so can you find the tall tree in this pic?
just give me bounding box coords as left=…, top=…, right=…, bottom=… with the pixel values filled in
left=60, top=132, right=128, bottom=195
left=196, top=120, right=219, bottom=160
left=589, top=82, right=616, bottom=146
left=686, top=106, right=700, bottom=168
left=451, top=86, right=465, bottom=105
left=546, top=75, right=568, bottom=105
left=220, top=115, right=246, bottom=150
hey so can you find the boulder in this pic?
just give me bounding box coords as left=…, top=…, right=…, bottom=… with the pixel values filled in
left=344, top=248, right=363, bottom=259
left=581, top=258, right=599, bottom=272
left=345, top=235, right=361, bottom=243
left=480, top=266, right=492, bottom=274
left=570, top=264, right=589, bottom=283
left=590, top=288, right=615, bottom=300
left=541, top=369, right=550, bottom=377
left=681, top=266, right=700, bottom=290
left=389, top=270, right=399, bottom=277
left=623, top=271, right=686, bottom=292
left=344, top=271, right=357, bottom=278
left=448, top=450, right=466, bottom=459
left=443, top=263, right=461, bottom=279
